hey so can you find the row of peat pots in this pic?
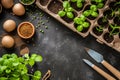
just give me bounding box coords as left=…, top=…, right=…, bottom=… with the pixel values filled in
left=36, top=0, right=120, bottom=52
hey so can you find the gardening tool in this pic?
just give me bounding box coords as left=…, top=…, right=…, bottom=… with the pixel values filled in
left=83, top=59, right=116, bottom=80
left=42, top=70, right=51, bottom=80
left=85, top=48, right=120, bottom=79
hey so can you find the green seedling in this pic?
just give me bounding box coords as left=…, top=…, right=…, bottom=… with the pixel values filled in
left=91, top=0, right=104, bottom=8
left=58, top=1, right=74, bottom=19
left=74, top=15, right=90, bottom=32
left=71, top=0, right=84, bottom=8
left=0, top=53, right=43, bottom=80
left=96, top=26, right=103, bottom=32
left=83, top=10, right=91, bottom=17
left=90, top=5, right=97, bottom=11
left=109, top=24, right=120, bottom=36
left=97, top=2, right=104, bottom=8
left=102, top=15, right=108, bottom=23
left=83, top=5, right=99, bottom=18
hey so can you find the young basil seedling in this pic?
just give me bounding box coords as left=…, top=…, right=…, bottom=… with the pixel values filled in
left=58, top=1, right=74, bottom=19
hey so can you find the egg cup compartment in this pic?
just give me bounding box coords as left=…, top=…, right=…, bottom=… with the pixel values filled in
left=103, top=9, right=115, bottom=20
left=39, top=0, right=50, bottom=6
left=97, top=17, right=109, bottom=28
left=103, top=32, right=114, bottom=43
left=48, top=0, right=63, bottom=14
left=70, top=0, right=86, bottom=11
left=61, top=11, right=78, bottom=23
left=92, top=26, right=103, bottom=36
left=84, top=5, right=99, bottom=20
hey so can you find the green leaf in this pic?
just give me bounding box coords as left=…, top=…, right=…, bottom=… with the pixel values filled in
left=11, top=54, right=17, bottom=58
left=67, top=7, right=74, bottom=12
left=2, top=54, right=9, bottom=59
left=77, top=2, right=83, bottom=8
left=95, top=0, right=103, bottom=3
left=71, top=0, right=77, bottom=2
left=0, top=77, right=8, bottom=80
left=32, top=71, right=41, bottom=80
left=9, top=77, right=20, bottom=80
left=66, top=12, right=74, bottom=19
left=58, top=11, right=66, bottom=17
left=13, top=62, right=19, bottom=66
left=74, top=17, right=82, bottom=24
left=35, top=56, right=43, bottom=62
left=29, top=59, right=35, bottom=66
left=82, top=22, right=90, bottom=28
left=77, top=25, right=83, bottom=32
left=91, top=11, right=98, bottom=17
left=83, top=10, right=91, bottom=17
left=5, top=69, right=11, bottom=73
left=1, top=66, right=7, bottom=71
left=31, top=54, right=37, bottom=60
left=90, top=5, right=97, bottom=11
left=63, top=1, right=70, bottom=8
left=18, top=57, right=24, bottom=62
left=77, top=0, right=83, bottom=2
left=0, top=58, right=4, bottom=64
left=22, top=74, right=29, bottom=80
left=80, top=14, right=86, bottom=21
left=97, top=3, right=104, bottom=9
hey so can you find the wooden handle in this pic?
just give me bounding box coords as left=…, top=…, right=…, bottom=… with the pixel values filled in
left=102, top=60, right=120, bottom=79
left=93, top=65, right=116, bottom=80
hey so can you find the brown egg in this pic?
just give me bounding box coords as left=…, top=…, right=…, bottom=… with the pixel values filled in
left=12, top=3, right=25, bottom=16
left=3, top=19, right=16, bottom=32
left=1, top=35, right=15, bottom=48
left=1, top=0, right=14, bottom=9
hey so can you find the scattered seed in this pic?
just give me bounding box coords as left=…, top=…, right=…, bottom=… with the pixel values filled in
left=45, top=26, right=48, bottom=29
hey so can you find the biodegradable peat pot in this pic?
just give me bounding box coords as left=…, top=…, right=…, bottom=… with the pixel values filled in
left=17, top=22, right=35, bottom=39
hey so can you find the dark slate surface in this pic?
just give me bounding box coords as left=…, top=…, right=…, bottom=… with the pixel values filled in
left=0, top=1, right=120, bottom=80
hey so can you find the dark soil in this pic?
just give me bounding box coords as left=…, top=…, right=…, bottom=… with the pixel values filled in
left=92, top=26, right=103, bottom=36
left=81, top=27, right=90, bottom=33
left=84, top=5, right=90, bottom=11
left=109, top=2, right=120, bottom=11
left=97, top=17, right=109, bottom=28
left=116, top=0, right=119, bottom=1
left=48, top=0, right=63, bottom=14
left=103, top=33, right=114, bottom=43
left=40, top=0, right=49, bottom=6
left=87, top=15, right=97, bottom=20
left=103, top=10, right=115, bottom=20
left=114, top=17, right=120, bottom=26
left=62, top=16, right=73, bottom=23
left=70, top=1, right=85, bottom=11
left=62, top=12, right=77, bottom=23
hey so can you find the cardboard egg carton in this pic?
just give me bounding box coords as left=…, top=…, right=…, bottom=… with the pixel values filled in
left=36, top=0, right=120, bottom=52
left=36, top=0, right=96, bottom=37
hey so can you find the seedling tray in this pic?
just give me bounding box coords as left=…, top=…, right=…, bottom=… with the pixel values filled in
left=36, top=0, right=120, bottom=52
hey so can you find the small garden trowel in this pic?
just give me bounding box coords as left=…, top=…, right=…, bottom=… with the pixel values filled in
left=85, top=48, right=120, bottom=79
left=83, top=59, right=116, bottom=80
